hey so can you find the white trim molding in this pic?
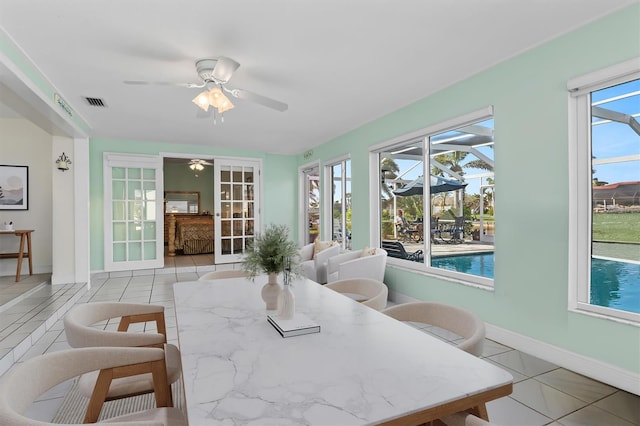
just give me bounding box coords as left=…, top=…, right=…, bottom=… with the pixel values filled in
left=388, top=289, right=639, bottom=396
left=486, top=323, right=639, bottom=396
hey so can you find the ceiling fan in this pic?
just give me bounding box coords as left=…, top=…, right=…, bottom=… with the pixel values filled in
left=188, top=158, right=213, bottom=171
left=125, top=57, right=288, bottom=114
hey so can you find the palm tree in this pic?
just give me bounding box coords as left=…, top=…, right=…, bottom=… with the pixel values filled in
left=380, top=157, right=400, bottom=200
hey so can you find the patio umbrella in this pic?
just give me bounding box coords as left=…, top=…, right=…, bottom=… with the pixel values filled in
left=393, top=175, right=467, bottom=196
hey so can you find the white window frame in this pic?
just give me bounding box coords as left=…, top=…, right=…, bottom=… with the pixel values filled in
left=567, top=57, right=640, bottom=324
left=324, top=155, right=352, bottom=249
left=369, top=106, right=495, bottom=289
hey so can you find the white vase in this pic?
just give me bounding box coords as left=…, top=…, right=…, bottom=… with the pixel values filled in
left=277, top=283, right=295, bottom=320
left=261, top=273, right=281, bottom=311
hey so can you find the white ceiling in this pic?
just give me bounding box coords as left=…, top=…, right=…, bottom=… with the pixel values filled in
left=0, top=0, right=636, bottom=155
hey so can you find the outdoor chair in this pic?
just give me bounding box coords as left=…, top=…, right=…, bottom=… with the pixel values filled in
left=381, top=240, right=424, bottom=262
left=430, top=217, right=441, bottom=244
left=325, top=278, right=389, bottom=311
left=63, top=302, right=182, bottom=422
left=440, top=216, right=466, bottom=244
left=396, top=223, right=422, bottom=243
left=326, top=247, right=387, bottom=283
left=0, top=346, right=187, bottom=425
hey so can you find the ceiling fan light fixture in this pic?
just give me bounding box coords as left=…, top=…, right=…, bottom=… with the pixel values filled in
left=192, top=91, right=211, bottom=112
left=189, top=163, right=204, bottom=171
left=192, top=86, right=234, bottom=114
left=208, top=86, right=234, bottom=113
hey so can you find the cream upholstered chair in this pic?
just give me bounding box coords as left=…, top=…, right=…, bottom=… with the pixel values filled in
left=381, top=301, right=485, bottom=356
left=0, top=346, right=186, bottom=425
left=440, top=413, right=495, bottom=426
left=298, top=240, right=341, bottom=284
left=383, top=302, right=488, bottom=423
left=324, top=278, right=389, bottom=311
left=199, top=270, right=248, bottom=280
left=464, top=414, right=494, bottom=426
left=326, top=247, right=387, bottom=283
left=64, top=302, right=182, bottom=422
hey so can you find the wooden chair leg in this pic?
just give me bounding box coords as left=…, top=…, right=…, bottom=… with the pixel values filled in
left=151, top=358, right=173, bottom=407
left=84, top=369, right=113, bottom=423
left=469, top=403, right=489, bottom=420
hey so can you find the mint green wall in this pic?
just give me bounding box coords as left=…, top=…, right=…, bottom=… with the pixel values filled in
left=89, top=139, right=298, bottom=270
left=297, top=5, right=640, bottom=373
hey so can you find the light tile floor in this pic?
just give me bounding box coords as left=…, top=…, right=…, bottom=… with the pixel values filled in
left=0, top=255, right=638, bottom=425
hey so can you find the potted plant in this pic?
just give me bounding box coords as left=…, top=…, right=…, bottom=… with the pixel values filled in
left=242, top=223, right=299, bottom=310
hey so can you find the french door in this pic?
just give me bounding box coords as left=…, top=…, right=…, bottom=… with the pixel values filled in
left=103, top=153, right=164, bottom=271
left=300, top=163, right=320, bottom=245
left=214, top=158, right=261, bottom=264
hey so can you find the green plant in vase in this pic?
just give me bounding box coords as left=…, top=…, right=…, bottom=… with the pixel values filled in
left=242, top=224, right=299, bottom=310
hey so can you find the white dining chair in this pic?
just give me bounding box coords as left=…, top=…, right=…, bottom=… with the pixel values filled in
left=0, top=346, right=187, bottom=425
left=199, top=270, right=248, bottom=280
left=324, top=278, right=388, bottom=311
left=64, top=302, right=182, bottom=422
left=381, top=301, right=485, bottom=356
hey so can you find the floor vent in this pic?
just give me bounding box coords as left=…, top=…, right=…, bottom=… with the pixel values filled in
left=84, top=97, right=107, bottom=107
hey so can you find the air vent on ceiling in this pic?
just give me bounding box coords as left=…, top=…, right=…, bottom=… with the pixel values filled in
left=84, top=97, right=107, bottom=107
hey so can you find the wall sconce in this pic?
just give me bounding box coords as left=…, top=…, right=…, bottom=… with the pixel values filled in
left=56, top=152, right=72, bottom=171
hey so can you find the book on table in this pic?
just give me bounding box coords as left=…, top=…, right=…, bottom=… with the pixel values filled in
left=267, top=312, right=320, bottom=338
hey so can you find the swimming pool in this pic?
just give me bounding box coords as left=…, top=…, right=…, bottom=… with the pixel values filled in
left=431, top=253, right=640, bottom=314
left=590, top=258, right=640, bottom=314
left=431, top=252, right=494, bottom=279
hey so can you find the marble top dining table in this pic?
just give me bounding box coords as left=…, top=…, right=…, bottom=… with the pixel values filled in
left=173, top=276, right=512, bottom=425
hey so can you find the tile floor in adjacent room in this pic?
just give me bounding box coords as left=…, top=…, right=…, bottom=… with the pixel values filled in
left=0, top=255, right=638, bottom=426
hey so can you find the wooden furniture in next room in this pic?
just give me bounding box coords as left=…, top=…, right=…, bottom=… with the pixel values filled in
left=0, top=229, right=34, bottom=282
left=166, top=214, right=214, bottom=256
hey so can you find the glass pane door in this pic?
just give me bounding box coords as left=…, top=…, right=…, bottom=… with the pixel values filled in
left=303, top=166, right=320, bottom=244
left=104, top=154, right=163, bottom=271
left=215, top=159, right=260, bottom=264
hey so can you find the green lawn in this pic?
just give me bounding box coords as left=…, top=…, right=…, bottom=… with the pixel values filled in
left=592, top=212, right=640, bottom=243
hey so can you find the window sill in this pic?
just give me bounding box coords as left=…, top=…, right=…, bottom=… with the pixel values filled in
left=386, top=260, right=495, bottom=291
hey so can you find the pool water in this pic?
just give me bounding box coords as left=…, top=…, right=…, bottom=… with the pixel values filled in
left=431, top=253, right=494, bottom=279
left=590, top=258, right=640, bottom=314
left=431, top=253, right=640, bottom=314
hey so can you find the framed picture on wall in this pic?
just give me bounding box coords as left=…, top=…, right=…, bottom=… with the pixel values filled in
left=0, top=165, right=28, bottom=210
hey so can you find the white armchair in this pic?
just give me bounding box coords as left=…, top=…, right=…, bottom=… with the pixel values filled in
left=326, top=247, right=387, bottom=283
left=298, top=241, right=341, bottom=284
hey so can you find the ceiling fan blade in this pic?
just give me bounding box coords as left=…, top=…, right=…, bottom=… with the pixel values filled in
left=124, top=80, right=194, bottom=88
left=212, top=57, right=240, bottom=84
left=228, top=88, right=288, bottom=112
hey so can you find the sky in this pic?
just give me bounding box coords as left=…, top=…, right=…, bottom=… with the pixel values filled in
left=591, top=78, right=640, bottom=185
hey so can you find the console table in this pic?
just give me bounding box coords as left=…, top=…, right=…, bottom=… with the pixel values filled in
left=0, top=230, right=34, bottom=282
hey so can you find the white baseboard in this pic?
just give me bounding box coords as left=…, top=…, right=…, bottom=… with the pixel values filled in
left=51, top=273, right=75, bottom=285
left=486, top=323, right=639, bottom=396
left=387, top=290, right=639, bottom=395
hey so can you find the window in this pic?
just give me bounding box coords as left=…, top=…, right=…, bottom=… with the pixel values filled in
left=325, top=158, right=352, bottom=250
left=569, top=60, right=640, bottom=323
left=373, top=107, right=494, bottom=286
